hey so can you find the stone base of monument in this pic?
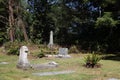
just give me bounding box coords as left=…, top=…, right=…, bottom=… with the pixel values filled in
left=45, top=54, right=71, bottom=58
left=31, top=61, right=58, bottom=70
left=17, top=62, right=32, bottom=70
left=55, top=54, right=71, bottom=58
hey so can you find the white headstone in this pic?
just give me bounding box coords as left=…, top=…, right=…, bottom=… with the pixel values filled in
left=48, top=31, right=53, bottom=48
left=17, top=46, right=31, bottom=69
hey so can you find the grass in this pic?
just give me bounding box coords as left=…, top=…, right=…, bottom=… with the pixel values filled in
left=0, top=53, right=120, bottom=80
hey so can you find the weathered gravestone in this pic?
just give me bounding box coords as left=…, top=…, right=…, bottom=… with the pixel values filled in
left=48, top=31, right=54, bottom=49
left=59, top=48, right=68, bottom=55
left=17, top=46, right=58, bottom=70
left=17, top=46, right=31, bottom=69
left=56, top=48, right=71, bottom=58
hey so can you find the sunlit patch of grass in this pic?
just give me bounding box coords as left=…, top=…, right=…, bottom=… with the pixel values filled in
left=0, top=53, right=120, bottom=80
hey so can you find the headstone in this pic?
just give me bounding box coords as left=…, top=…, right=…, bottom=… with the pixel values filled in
left=17, top=46, right=31, bottom=69
left=56, top=48, right=71, bottom=58
left=17, top=46, right=58, bottom=70
left=48, top=31, right=53, bottom=48
left=59, top=48, right=68, bottom=55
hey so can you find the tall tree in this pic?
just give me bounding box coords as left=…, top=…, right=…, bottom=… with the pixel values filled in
left=0, top=0, right=8, bottom=45
left=28, top=0, right=55, bottom=44
left=8, top=0, right=14, bottom=42
left=8, top=0, right=29, bottom=42
left=15, top=0, right=29, bottom=42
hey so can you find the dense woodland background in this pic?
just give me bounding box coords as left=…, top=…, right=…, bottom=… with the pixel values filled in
left=0, top=0, right=120, bottom=53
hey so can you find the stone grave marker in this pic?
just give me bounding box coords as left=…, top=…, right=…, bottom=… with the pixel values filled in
left=17, top=46, right=31, bottom=69
left=32, top=70, right=75, bottom=76
left=56, top=48, right=71, bottom=58
left=48, top=31, right=54, bottom=49
left=59, top=48, right=68, bottom=55
left=17, top=46, right=58, bottom=70
left=32, top=61, right=58, bottom=70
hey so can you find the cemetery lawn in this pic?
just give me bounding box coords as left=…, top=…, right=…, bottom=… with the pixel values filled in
left=0, top=53, right=120, bottom=80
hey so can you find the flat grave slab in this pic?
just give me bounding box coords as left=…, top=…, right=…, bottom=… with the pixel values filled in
left=0, top=62, right=9, bottom=64
left=32, top=70, right=75, bottom=76
left=108, top=78, right=120, bottom=80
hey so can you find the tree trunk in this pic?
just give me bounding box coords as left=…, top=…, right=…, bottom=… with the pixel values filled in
left=17, top=17, right=29, bottom=42
left=8, top=0, right=14, bottom=42
left=22, top=22, right=29, bottom=42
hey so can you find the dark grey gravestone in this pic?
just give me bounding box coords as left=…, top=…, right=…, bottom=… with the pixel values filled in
left=56, top=48, right=71, bottom=58
left=59, top=48, right=68, bottom=55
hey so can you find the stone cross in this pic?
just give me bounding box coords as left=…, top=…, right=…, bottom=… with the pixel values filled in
left=17, top=46, right=31, bottom=69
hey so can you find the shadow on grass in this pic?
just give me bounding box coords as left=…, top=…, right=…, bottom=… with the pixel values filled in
left=103, top=53, right=120, bottom=61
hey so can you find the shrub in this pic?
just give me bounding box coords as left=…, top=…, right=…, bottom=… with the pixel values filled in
left=4, top=41, right=20, bottom=55
left=37, top=50, right=45, bottom=58
left=69, top=45, right=79, bottom=53
left=84, top=52, right=101, bottom=68
left=7, top=46, right=19, bottom=55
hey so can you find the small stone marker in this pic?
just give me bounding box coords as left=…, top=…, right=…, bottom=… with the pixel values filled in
left=56, top=48, right=71, bottom=58
left=32, top=70, right=75, bottom=76
left=17, top=46, right=31, bottom=69
left=59, top=48, right=68, bottom=55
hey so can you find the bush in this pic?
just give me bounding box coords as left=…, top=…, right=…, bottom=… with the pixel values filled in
left=37, top=50, right=45, bottom=58
left=69, top=45, right=79, bottom=53
left=84, top=52, right=102, bottom=68
left=7, top=47, right=19, bottom=55
left=4, top=41, right=20, bottom=55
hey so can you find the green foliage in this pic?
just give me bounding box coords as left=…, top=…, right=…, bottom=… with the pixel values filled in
left=4, top=41, right=20, bottom=55
left=84, top=52, right=102, bottom=68
left=96, top=17, right=116, bottom=28
left=37, top=50, right=45, bottom=58
left=0, top=32, right=5, bottom=45
left=69, top=45, right=79, bottom=53
left=3, top=41, right=31, bottom=55
left=95, top=12, right=117, bottom=28
left=0, top=0, right=120, bottom=52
